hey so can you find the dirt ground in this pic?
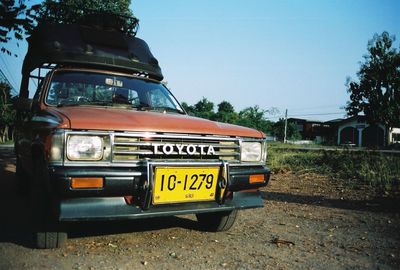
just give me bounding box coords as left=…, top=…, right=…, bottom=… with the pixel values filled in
left=0, top=145, right=399, bottom=270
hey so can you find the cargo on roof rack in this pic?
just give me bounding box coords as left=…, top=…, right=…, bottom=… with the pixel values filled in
left=20, top=23, right=163, bottom=97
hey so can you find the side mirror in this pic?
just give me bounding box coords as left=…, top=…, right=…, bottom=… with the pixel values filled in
left=15, top=97, right=32, bottom=112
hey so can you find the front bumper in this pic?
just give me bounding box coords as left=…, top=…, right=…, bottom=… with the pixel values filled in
left=49, top=163, right=270, bottom=221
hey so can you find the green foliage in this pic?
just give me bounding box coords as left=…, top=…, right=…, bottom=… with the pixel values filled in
left=34, top=0, right=138, bottom=36
left=0, top=0, right=137, bottom=56
left=272, top=118, right=301, bottom=141
left=193, top=97, right=216, bottom=120
left=180, top=102, right=194, bottom=115
left=217, top=101, right=234, bottom=114
left=268, top=145, right=400, bottom=191
left=346, top=32, right=400, bottom=129
left=0, top=82, right=16, bottom=142
left=183, top=99, right=276, bottom=135
left=235, top=105, right=274, bottom=135
left=216, top=100, right=237, bottom=123
left=0, top=0, right=38, bottom=56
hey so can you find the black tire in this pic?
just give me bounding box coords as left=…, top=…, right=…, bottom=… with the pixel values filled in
left=196, top=210, right=238, bottom=232
left=31, top=187, right=68, bottom=249
left=36, top=231, right=67, bottom=249
left=16, top=158, right=29, bottom=195
left=30, top=155, right=67, bottom=249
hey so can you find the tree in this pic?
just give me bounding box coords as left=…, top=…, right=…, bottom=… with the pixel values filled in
left=182, top=98, right=276, bottom=135
left=235, top=106, right=274, bottom=135
left=272, top=118, right=301, bottom=141
left=34, top=0, right=138, bottom=36
left=180, top=102, right=194, bottom=115
left=0, top=0, right=38, bottom=56
left=0, top=82, right=16, bottom=142
left=217, top=101, right=234, bottom=114
left=216, top=100, right=237, bottom=123
left=192, top=97, right=216, bottom=120
left=346, top=32, right=400, bottom=129
left=0, top=0, right=137, bottom=57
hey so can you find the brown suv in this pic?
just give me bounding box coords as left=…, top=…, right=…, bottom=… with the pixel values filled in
left=15, top=23, right=270, bottom=249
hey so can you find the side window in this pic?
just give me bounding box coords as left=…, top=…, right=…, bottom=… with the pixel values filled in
left=149, top=89, right=174, bottom=108
left=47, top=82, right=64, bottom=104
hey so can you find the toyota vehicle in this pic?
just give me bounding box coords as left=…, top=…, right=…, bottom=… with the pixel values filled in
left=15, top=18, right=270, bottom=248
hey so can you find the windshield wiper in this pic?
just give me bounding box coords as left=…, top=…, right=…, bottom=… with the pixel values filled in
left=57, top=101, right=115, bottom=107
left=86, top=101, right=116, bottom=106
left=57, top=103, right=82, bottom=108
left=148, top=106, right=185, bottom=114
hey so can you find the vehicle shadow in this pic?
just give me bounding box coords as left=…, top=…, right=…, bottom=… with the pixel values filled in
left=0, top=146, right=34, bottom=248
left=66, top=216, right=199, bottom=239
left=261, top=191, right=400, bottom=213
left=0, top=146, right=199, bottom=248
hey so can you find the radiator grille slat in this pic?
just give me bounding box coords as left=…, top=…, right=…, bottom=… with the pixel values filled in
left=112, top=134, right=240, bottom=163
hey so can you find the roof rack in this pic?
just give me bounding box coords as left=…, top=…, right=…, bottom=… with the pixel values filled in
left=19, top=22, right=163, bottom=98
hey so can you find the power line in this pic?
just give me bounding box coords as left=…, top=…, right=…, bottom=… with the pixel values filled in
left=0, top=55, right=17, bottom=86
left=287, top=103, right=345, bottom=110
left=289, top=112, right=346, bottom=117
left=0, top=55, right=18, bottom=93
left=0, top=69, right=18, bottom=96
left=267, top=111, right=346, bottom=120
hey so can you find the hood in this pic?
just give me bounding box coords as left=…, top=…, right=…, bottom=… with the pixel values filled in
left=48, top=106, right=264, bottom=138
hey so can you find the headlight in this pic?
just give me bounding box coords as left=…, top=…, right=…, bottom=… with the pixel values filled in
left=67, top=135, right=104, bottom=161
left=241, top=141, right=262, bottom=162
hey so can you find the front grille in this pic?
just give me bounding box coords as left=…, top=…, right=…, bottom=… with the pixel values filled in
left=112, top=133, right=240, bottom=163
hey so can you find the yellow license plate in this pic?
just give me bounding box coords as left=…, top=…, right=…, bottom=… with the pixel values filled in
left=152, top=166, right=220, bottom=205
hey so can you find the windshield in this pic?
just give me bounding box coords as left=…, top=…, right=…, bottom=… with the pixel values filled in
left=46, top=71, right=184, bottom=113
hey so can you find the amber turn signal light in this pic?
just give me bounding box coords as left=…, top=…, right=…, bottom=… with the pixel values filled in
left=71, top=177, right=104, bottom=189
left=249, top=174, right=265, bottom=184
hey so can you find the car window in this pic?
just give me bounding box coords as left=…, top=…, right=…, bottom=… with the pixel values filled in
left=46, top=71, right=183, bottom=113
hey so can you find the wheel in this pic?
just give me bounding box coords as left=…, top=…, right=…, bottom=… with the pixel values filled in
left=36, top=231, right=67, bottom=249
left=31, top=186, right=68, bottom=249
left=30, top=185, right=68, bottom=249
left=16, top=158, right=29, bottom=195
left=196, top=210, right=238, bottom=232
left=30, top=155, right=67, bottom=249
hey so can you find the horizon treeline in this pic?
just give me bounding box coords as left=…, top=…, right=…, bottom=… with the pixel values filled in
left=181, top=98, right=300, bottom=140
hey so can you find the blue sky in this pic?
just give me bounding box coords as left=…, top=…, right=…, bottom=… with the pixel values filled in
left=1, top=0, right=399, bottom=121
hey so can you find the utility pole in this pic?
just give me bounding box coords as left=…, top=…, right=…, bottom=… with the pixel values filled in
left=284, top=109, right=288, bottom=143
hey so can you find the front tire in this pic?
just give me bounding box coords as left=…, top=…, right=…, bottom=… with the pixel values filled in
left=36, top=231, right=67, bottom=249
left=30, top=154, right=67, bottom=249
left=196, top=210, right=238, bottom=232
left=31, top=186, right=67, bottom=249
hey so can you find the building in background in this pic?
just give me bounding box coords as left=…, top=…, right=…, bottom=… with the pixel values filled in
left=333, top=116, right=399, bottom=147
left=288, top=118, right=334, bottom=144
left=289, top=116, right=400, bottom=147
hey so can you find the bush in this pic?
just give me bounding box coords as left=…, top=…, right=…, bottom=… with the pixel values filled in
left=267, top=145, right=400, bottom=191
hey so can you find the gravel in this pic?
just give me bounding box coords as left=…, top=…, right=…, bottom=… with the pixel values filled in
left=0, top=146, right=399, bottom=269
